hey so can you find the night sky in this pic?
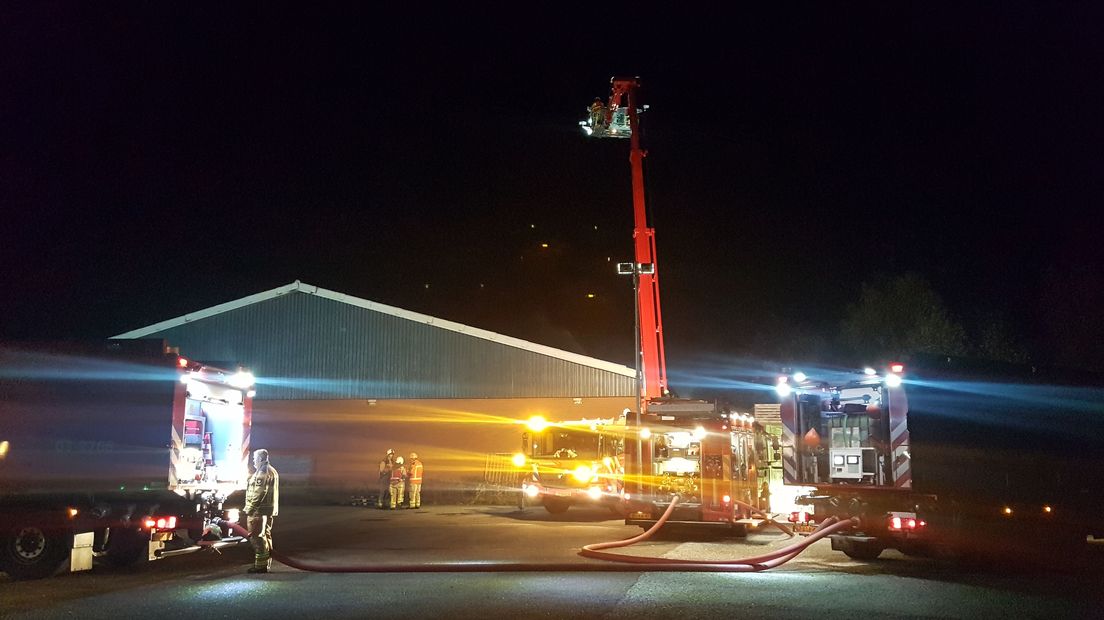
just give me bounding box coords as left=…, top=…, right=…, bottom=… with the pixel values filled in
left=3, top=4, right=1102, bottom=374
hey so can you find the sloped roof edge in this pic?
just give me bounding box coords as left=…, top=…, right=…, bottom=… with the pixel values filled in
left=112, top=280, right=637, bottom=378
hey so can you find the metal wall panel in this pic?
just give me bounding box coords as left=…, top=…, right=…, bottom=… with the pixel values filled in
left=143, top=292, right=636, bottom=400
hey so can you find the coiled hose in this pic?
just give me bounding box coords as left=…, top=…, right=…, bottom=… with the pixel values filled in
left=214, top=498, right=855, bottom=573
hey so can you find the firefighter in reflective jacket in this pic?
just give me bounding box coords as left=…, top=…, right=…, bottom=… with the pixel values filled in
left=377, top=449, right=395, bottom=508
left=244, top=448, right=279, bottom=573
left=389, top=456, right=406, bottom=509
left=407, top=453, right=423, bottom=508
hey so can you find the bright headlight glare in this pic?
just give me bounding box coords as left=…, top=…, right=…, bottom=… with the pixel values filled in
left=511, top=453, right=527, bottom=468
left=526, top=415, right=548, bottom=432
left=587, top=486, right=603, bottom=500
left=573, top=465, right=594, bottom=483
left=775, top=382, right=793, bottom=397
left=692, top=426, right=707, bottom=441
left=885, top=373, right=903, bottom=387
left=228, top=371, right=255, bottom=389
left=639, top=427, right=651, bottom=439
left=524, top=484, right=540, bottom=498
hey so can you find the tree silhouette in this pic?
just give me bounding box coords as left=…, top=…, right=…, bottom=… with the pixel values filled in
left=840, top=274, right=968, bottom=361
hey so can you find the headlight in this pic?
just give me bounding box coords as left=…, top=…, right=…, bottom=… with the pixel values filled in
left=572, top=465, right=594, bottom=483
left=228, top=370, right=255, bottom=389
left=692, top=426, right=707, bottom=441
left=524, top=485, right=540, bottom=498
left=639, top=428, right=651, bottom=439
left=587, top=487, right=603, bottom=500
left=511, top=453, right=527, bottom=467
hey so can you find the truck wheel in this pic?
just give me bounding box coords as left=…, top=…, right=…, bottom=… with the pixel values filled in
left=105, top=529, right=147, bottom=567
left=543, top=499, right=570, bottom=514
left=1, top=525, right=69, bottom=580
left=842, top=540, right=884, bottom=561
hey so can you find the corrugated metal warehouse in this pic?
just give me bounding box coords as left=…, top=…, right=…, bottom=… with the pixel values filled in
left=114, top=281, right=636, bottom=491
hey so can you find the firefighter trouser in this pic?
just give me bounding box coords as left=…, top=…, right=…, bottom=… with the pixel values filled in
left=247, top=515, right=274, bottom=569
left=378, top=475, right=390, bottom=507
left=409, top=483, right=422, bottom=508
left=389, top=480, right=405, bottom=508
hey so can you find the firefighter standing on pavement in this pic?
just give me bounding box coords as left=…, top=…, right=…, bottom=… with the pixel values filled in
left=377, top=448, right=395, bottom=508
left=407, top=453, right=423, bottom=509
left=244, top=448, right=279, bottom=574
left=389, top=456, right=406, bottom=509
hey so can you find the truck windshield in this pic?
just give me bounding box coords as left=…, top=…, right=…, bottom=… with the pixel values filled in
left=535, top=429, right=601, bottom=459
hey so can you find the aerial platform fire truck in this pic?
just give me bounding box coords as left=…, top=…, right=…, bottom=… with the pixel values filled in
left=0, top=339, right=255, bottom=579
left=514, top=416, right=626, bottom=514
left=582, top=76, right=1104, bottom=558
left=773, top=357, right=1104, bottom=560
left=581, top=78, right=788, bottom=533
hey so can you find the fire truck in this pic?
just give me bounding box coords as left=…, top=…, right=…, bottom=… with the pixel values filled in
left=581, top=78, right=789, bottom=533
left=0, top=340, right=255, bottom=579
left=774, top=357, right=1104, bottom=560
left=620, top=399, right=773, bottom=533
left=515, top=416, right=626, bottom=514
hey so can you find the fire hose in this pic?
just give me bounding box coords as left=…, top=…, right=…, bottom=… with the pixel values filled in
left=211, top=498, right=856, bottom=573
left=580, top=495, right=858, bottom=569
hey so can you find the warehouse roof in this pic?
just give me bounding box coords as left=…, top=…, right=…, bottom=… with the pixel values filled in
left=114, top=280, right=635, bottom=378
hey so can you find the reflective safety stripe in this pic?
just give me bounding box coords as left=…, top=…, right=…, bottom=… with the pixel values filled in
left=390, top=466, right=405, bottom=482
left=779, top=397, right=798, bottom=484
left=887, top=386, right=912, bottom=488
left=409, top=462, right=423, bottom=483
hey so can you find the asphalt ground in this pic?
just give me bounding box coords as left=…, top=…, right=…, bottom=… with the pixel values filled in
left=3, top=503, right=1103, bottom=619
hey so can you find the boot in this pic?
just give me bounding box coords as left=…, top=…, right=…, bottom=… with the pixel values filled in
left=247, top=566, right=268, bottom=574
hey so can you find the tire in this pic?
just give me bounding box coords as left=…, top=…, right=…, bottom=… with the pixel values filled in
left=842, top=540, right=885, bottom=561
left=105, top=528, right=147, bottom=567
left=543, top=499, right=570, bottom=514
left=1, top=525, right=69, bottom=580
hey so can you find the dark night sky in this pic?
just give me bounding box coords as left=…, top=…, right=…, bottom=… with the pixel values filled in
left=3, top=3, right=1102, bottom=372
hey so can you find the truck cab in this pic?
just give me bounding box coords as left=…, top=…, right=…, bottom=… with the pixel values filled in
left=515, top=416, right=625, bottom=514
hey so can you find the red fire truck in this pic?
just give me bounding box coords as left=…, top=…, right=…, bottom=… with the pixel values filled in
left=622, top=399, right=769, bottom=533
left=774, top=358, right=1104, bottom=560
left=0, top=340, right=255, bottom=579
left=583, top=78, right=782, bottom=533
